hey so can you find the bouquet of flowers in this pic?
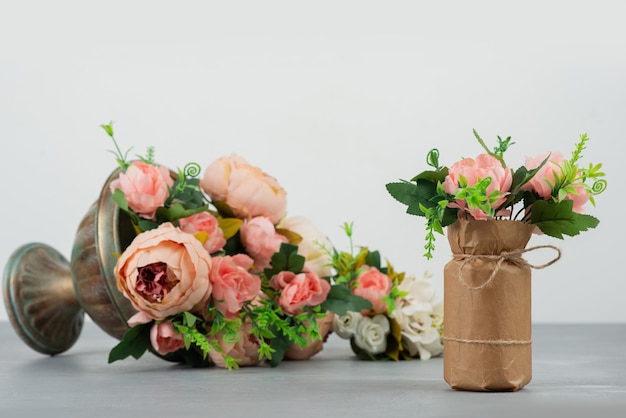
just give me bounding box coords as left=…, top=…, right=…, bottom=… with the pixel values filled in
left=385, top=130, right=606, bottom=258
left=329, top=223, right=444, bottom=361
left=101, top=123, right=366, bottom=369
left=385, top=130, right=606, bottom=391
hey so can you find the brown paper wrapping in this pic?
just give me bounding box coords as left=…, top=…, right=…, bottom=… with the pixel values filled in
left=443, top=219, right=536, bottom=391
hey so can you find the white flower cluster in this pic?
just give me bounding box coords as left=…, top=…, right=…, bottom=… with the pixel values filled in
left=332, top=273, right=443, bottom=360
left=390, top=273, right=443, bottom=360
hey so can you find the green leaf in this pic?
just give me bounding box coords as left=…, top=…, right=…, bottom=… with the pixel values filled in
left=183, top=311, right=198, bottom=327
left=101, top=122, right=114, bottom=137
left=137, top=218, right=159, bottom=232
left=268, top=334, right=292, bottom=367
left=108, top=322, right=152, bottom=363
left=222, top=231, right=246, bottom=256
left=111, top=188, right=130, bottom=213
left=218, top=217, right=243, bottom=240
left=364, top=250, right=382, bottom=270
left=409, top=168, right=449, bottom=183
left=531, top=199, right=600, bottom=238
left=264, top=243, right=306, bottom=276
left=386, top=179, right=445, bottom=217
left=320, top=285, right=372, bottom=315
left=156, top=203, right=208, bottom=223
left=276, top=228, right=303, bottom=245
left=176, top=348, right=213, bottom=368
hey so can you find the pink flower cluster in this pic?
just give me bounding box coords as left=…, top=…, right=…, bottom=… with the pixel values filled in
left=442, top=151, right=592, bottom=221
left=111, top=154, right=333, bottom=366
left=522, top=152, right=590, bottom=213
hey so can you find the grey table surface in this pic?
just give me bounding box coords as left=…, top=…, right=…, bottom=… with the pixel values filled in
left=1, top=321, right=625, bottom=418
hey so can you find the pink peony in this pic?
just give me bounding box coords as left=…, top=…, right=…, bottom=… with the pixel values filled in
left=115, top=222, right=212, bottom=320
left=150, top=321, right=185, bottom=356
left=443, top=153, right=513, bottom=220
left=209, top=254, right=261, bottom=319
left=523, top=152, right=590, bottom=213
left=209, top=320, right=262, bottom=368
left=522, top=152, right=564, bottom=199
left=109, top=160, right=174, bottom=220
left=270, top=270, right=330, bottom=316
left=200, top=153, right=287, bottom=224
left=178, top=212, right=226, bottom=254
left=352, top=267, right=392, bottom=314
left=240, top=216, right=288, bottom=271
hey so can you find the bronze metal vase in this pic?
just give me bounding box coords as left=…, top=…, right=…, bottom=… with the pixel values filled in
left=3, top=167, right=138, bottom=355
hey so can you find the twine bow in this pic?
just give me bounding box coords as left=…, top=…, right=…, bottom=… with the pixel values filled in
left=452, top=245, right=562, bottom=291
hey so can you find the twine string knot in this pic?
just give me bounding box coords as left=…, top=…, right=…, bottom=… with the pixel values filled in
left=452, top=245, right=561, bottom=291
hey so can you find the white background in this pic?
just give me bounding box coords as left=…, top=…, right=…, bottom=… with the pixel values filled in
left=0, top=0, right=622, bottom=323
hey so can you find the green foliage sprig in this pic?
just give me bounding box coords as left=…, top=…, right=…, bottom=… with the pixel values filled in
left=102, top=123, right=209, bottom=233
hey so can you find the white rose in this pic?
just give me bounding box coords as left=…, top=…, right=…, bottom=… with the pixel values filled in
left=279, top=216, right=333, bottom=277
left=390, top=274, right=444, bottom=360
left=353, top=314, right=390, bottom=355
left=395, top=309, right=443, bottom=359
left=332, top=311, right=363, bottom=339
left=396, top=273, right=436, bottom=315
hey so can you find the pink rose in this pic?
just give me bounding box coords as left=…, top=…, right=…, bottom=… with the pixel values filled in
left=209, top=254, right=261, bottom=319
left=284, top=312, right=335, bottom=360
left=109, top=160, right=174, bottom=220
left=523, top=152, right=590, bottom=213
left=115, top=222, right=212, bottom=320
left=150, top=321, right=185, bottom=355
left=200, top=154, right=287, bottom=224
left=209, top=320, right=262, bottom=368
left=178, top=212, right=226, bottom=254
left=240, top=216, right=288, bottom=271
left=522, top=151, right=564, bottom=199
left=352, top=267, right=392, bottom=314
left=443, top=153, right=513, bottom=220
left=279, top=217, right=333, bottom=278
left=271, top=270, right=331, bottom=316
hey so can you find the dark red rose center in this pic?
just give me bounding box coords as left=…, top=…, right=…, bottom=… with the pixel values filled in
left=136, top=262, right=178, bottom=303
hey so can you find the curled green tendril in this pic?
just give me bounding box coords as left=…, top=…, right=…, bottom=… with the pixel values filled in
left=183, top=162, right=202, bottom=178
left=426, top=148, right=441, bottom=170
left=592, top=179, right=607, bottom=194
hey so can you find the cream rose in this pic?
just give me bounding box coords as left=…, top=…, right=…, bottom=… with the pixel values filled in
left=353, top=314, right=390, bottom=355
left=279, top=216, right=333, bottom=278
left=332, top=311, right=363, bottom=339
left=200, top=154, right=287, bottom=224
left=115, top=222, right=212, bottom=320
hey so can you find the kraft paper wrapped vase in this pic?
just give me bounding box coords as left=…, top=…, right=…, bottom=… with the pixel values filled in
left=443, top=219, right=559, bottom=392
